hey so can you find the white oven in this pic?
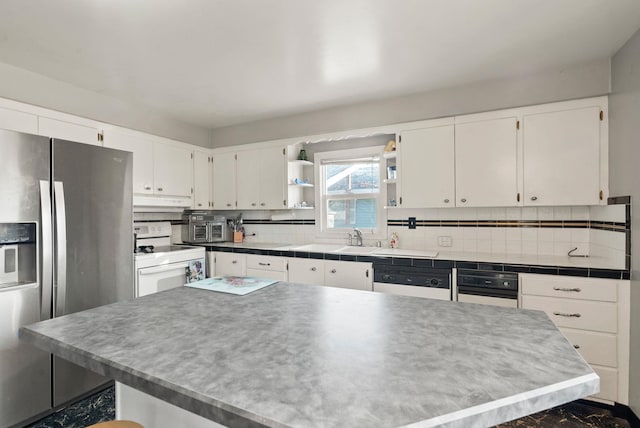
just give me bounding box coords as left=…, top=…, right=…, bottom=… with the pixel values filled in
left=134, top=221, right=206, bottom=298
left=136, top=257, right=205, bottom=297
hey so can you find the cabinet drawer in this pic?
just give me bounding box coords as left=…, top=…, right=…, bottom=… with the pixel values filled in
left=245, top=268, right=287, bottom=281
left=246, top=255, right=287, bottom=272
left=560, top=328, right=617, bottom=367
left=520, top=274, right=617, bottom=302
left=522, top=295, right=617, bottom=333
left=591, top=365, right=618, bottom=402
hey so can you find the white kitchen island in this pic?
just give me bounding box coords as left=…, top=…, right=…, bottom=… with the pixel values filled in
left=20, top=282, right=598, bottom=428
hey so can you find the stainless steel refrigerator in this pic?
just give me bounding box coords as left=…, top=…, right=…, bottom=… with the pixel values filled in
left=0, top=129, right=133, bottom=427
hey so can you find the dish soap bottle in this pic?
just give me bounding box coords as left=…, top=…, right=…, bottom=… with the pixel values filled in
left=390, top=232, right=399, bottom=249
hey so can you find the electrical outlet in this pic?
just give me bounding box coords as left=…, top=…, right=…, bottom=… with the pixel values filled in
left=437, top=236, right=452, bottom=247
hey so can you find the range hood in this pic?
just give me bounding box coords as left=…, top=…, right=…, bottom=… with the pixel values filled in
left=133, top=195, right=191, bottom=212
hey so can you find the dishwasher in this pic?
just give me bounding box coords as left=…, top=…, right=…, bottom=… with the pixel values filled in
left=373, top=264, right=452, bottom=300
left=456, top=269, right=519, bottom=308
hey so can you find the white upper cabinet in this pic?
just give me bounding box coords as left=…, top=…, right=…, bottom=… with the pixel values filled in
left=39, top=117, right=102, bottom=146
left=104, top=128, right=193, bottom=198
left=103, top=129, right=154, bottom=194
left=523, top=106, right=602, bottom=206
left=193, top=150, right=212, bottom=209
left=212, top=152, right=237, bottom=209
left=259, top=147, right=287, bottom=209
left=236, top=149, right=261, bottom=209
left=0, top=106, right=38, bottom=134
left=455, top=116, right=519, bottom=207
left=398, top=125, right=455, bottom=208
left=153, top=141, right=193, bottom=198
left=236, top=146, right=286, bottom=210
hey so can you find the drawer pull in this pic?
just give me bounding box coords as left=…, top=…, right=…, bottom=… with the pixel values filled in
left=231, top=260, right=238, bottom=264
left=310, top=267, right=317, bottom=272
left=553, top=312, right=581, bottom=318
left=330, top=269, right=337, bottom=274
left=553, top=287, right=581, bottom=292
left=573, top=344, right=581, bottom=349
left=258, top=262, right=271, bottom=266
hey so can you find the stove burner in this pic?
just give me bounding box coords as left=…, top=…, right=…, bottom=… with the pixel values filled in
left=135, top=245, right=155, bottom=254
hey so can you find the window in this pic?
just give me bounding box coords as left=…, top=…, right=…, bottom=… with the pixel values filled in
left=315, top=146, right=386, bottom=237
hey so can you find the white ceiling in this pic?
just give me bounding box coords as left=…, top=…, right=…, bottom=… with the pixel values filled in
left=1, top=0, right=639, bottom=129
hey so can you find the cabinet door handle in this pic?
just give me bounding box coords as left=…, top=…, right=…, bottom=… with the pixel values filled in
left=460, top=198, right=467, bottom=203
left=553, top=312, right=581, bottom=318
left=573, top=344, right=581, bottom=349
left=553, top=287, right=581, bottom=292
left=258, top=262, right=270, bottom=266
left=310, top=267, right=317, bottom=272
left=531, top=196, right=538, bottom=201
left=226, top=203, right=232, bottom=207
left=330, top=269, right=337, bottom=274
left=231, top=260, right=238, bottom=264
left=157, top=187, right=163, bottom=192
left=198, top=203, right=202, bottom=207
left=144, top=186, right=152, bottom=190
left=260, top=202, right=266, bottom=206
left=251, top=203, right=257, bottom=206
left=444, top=199, right=449, bottom=203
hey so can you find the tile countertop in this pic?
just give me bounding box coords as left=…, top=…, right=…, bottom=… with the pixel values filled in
left=21, top=284, right=598, bottom=428
left=197, top=242, right=625, bottom=271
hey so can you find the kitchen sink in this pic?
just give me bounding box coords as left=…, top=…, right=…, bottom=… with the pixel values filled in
left=335, top=246, right=379, bottom=254
left=290, top=244, right=346, bottom=253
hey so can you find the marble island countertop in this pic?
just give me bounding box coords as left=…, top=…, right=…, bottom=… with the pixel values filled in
left=196, top=241, right=626, bottom=274
left=21, top=283, right=598, bottom=427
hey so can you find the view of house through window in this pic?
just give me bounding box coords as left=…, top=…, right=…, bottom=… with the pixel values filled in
left=318, top=148, right=383, bottom=233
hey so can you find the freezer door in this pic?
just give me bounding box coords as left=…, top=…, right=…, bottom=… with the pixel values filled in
left=0, top=130, right=52, bottom=427
left=52, top=139, right=133, bottom=406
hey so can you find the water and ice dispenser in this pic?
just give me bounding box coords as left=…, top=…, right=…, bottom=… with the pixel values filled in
left=0, top=223, right=37, bottom=288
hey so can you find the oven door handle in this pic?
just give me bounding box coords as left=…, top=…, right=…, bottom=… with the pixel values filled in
left=139, top=263, right=189, bottom=276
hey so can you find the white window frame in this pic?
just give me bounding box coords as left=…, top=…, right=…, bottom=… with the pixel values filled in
left=314, top=146, right=387, bottom=241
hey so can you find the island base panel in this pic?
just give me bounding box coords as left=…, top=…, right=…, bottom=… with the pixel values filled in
left=116, top=382, right=224, bottom=428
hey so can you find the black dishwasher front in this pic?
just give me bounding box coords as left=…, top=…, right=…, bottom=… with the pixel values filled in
left=457, top=269, right=518, bottom=308
left=373, top=265, right=452, bottom=300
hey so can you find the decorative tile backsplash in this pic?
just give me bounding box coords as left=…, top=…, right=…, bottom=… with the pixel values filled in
left=155, top=198, right=630, bottom=271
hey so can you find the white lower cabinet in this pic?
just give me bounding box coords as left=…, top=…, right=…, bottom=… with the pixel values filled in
left=212, top=252, right=245, bottom=277
left=287, top=258, right=325, bottom=286
left=245, top=254, right=287, bottom=281
left=206, top=252, right=215, bottom=277
left=324, top=260, right=372, bottom=291
left=520, top=273, right=629, bottom=404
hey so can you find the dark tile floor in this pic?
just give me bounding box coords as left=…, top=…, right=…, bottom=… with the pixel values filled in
left=25, top=387, right=114, bottom=428
left=26, top=386, right=631, bottom=428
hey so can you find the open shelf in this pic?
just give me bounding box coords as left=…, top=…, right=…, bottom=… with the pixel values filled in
left=288, top=159, right=314, bottom=166
left=382, top=151, right=397, bottom=159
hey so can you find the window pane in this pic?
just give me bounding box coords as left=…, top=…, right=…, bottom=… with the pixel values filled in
left=327, top=198, right=377, bottom=229
left=325, top=162, right=379, bottom=195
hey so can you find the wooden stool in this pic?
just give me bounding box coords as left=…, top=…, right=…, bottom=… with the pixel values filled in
left=87, top=421, right=143, bottom=428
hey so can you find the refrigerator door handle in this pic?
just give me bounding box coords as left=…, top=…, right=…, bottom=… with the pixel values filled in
left=54, top=181, right=67, bottom=317
left=39, top=180, right=53, bottom=321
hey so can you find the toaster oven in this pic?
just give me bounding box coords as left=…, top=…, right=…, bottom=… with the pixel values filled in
left=182, top=213, right=231, bottom=243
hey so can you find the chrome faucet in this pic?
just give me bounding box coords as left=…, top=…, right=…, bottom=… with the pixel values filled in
left=353, top=228, right=363, bottom=246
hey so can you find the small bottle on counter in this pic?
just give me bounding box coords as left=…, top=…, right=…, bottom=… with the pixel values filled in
left=390, top=232, right=399, bottom=249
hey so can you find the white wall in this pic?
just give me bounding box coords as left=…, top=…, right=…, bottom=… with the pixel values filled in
left=0, top=61, right=211, bottom=147
left=610, top=28, right=640, bottom=415
left=210, top=58, right=610, bottom=147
